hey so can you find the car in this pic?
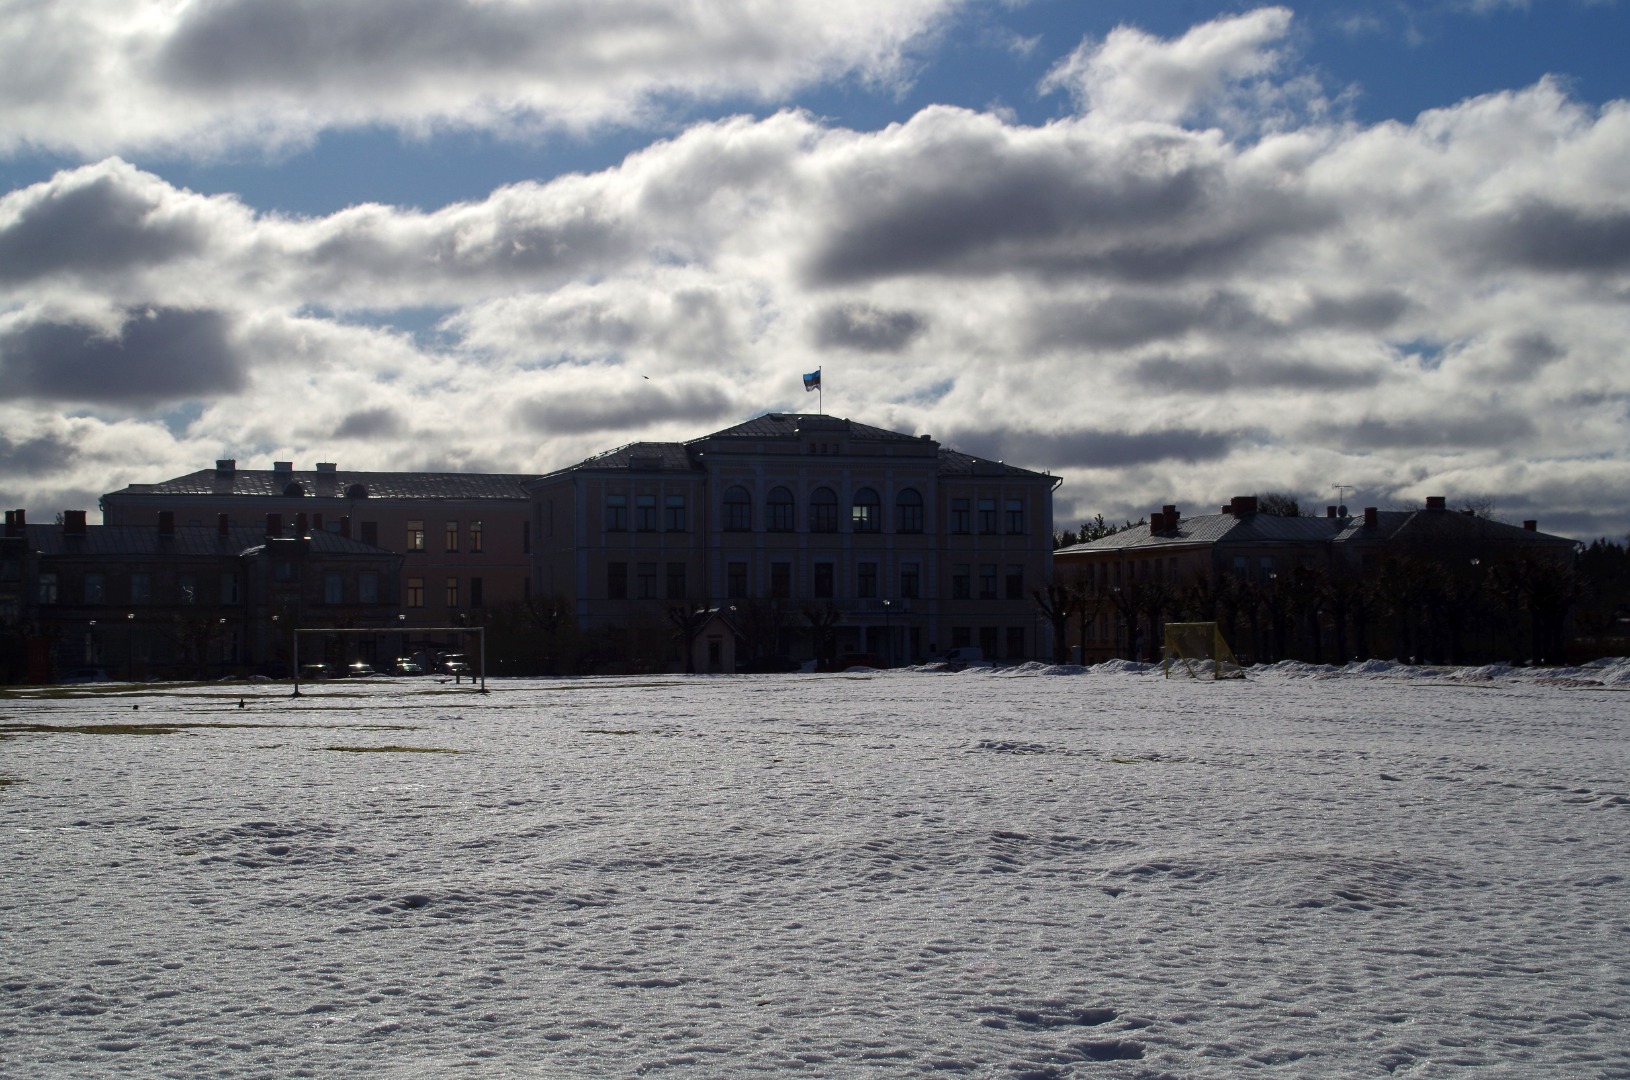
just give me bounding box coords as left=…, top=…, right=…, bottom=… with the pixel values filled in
left=441, top=654, right=471, bottom=678
left=345, top=661, right=377, bottom=678
left=299, top=662, right=333, bottom=680
left=392, top=657, right=424, bottom=676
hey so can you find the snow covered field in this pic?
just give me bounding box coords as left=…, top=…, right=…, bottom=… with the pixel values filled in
left=3, top=662, right=1628, bottom=1079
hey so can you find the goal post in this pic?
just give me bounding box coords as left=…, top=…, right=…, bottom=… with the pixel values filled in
left=1162, top=622, right=1244, bottom=680
left=291, top=625, right=486, bottom=695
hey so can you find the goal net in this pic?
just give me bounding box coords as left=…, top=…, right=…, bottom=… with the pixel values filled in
left=1162, top=622, right=1245, bottom=680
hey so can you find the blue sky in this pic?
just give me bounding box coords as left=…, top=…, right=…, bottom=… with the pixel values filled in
left=2, top=0, right=1629, bottom=536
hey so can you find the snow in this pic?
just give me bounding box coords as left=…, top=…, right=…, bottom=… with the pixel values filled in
left=3, top=663, right=1628, bottom=1077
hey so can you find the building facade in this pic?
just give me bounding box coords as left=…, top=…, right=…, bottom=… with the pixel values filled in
left=1054, top=495, right=1577, bottom=665
left=3, top=510, right=401, bottom=682
left=100, top=460, right=533, bottom=630
left=527, top=414, right=1060, bottom=670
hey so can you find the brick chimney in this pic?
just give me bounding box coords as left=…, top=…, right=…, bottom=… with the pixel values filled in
left=1162, top=505, right=1179, bottom=530
left=215, top=459, right=235, bottom=476
left=3, top=510, right=15, bottom=537
left=158, top=510, right=175, bottom=537
left=64, top=510, right=88, bottom=536
left=1425, top=496, right=1447, bottom=511
left=1523, top=520, right=1537, bottom=531
left=316, top=462, right=337, bottom=473
left=1326, top=506, right=1337, bottom=518
left=1364, top=506, right=1379, bottom=527
left=273, top=461, right=292, bottom=475
left=1230, top=495, right=1258, bottom=515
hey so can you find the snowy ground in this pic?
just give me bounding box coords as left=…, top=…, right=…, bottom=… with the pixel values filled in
left=3, top=661, right=1628, bottom=1079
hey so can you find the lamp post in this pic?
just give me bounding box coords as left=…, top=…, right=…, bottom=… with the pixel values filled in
left=882, top=599, right=892, bottom=668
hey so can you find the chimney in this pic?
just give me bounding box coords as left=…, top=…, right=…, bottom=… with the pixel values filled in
left=266, top=512, right=282, bottom=537
left=158, top=510, right=175, bottom=537
left=64, top=510, right=88, bottom=536
left=215, top=459, right=236, bottom=476
left=1162, top=504, right=1178, bottom=528
left=1364, top=506, right=1378, bottom=527
left=1221, top=505, right=1232, bottom=515
left=1326, top=506, right=1337, bottom=518
left=295, top=512, right=309, bottom=537
left=1150, top=510, right=1167, bottom=533
left=217, top=513, right=230, bottom=538
left=316, top=462, right=337, bottom=473
left=1230, top=495, right=1258, bottom=515
left=339, top=515, right=352, bottom=539
left=3, top=510, right=14, bottom=537
left=1523, top=520, right=1537, bottom=531
left=273, top=461, right=293, bottom=476
left=1425, top=496, right=1447, bottom=511
left=13, top=509, right=24, bottom=531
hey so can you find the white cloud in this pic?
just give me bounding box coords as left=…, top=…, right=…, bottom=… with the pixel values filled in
left=0, top=0, right=968, bottom=157
left=2, top=13, right=1629, bottom=537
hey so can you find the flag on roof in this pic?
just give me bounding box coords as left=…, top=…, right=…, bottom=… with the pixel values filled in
left=803, top=369, right=821, bottom=392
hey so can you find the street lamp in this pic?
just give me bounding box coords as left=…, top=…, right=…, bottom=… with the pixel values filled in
left=882, top=599, right=892, bottom=668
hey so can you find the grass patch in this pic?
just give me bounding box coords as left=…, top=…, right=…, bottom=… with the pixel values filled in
left=582, top=729, right=641, bottom=735
left=319, top=745, right=465, bottom=754
left=0, top=775, right=19, bottom=788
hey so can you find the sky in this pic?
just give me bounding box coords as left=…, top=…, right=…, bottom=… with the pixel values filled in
left=2, top=0, right=1628, bottom=539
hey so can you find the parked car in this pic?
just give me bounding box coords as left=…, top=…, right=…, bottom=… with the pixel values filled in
left=345, top=661, right=377, bottom=678
left=299, top=662, right=333, bottom=680
left=441, top=654, right=471, bottom=677
left=392, top=657, right=424, bottom=676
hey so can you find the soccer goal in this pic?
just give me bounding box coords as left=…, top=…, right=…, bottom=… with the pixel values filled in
left=291, top=625, right=487, bottom=696
left=1162, top=622, right=1245, bottom=680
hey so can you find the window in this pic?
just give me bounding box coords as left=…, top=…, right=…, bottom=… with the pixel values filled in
left=980, top=625, right=999, bottom=658
left=851, top=488, right=880, bottom=533
left=814, top=562, right=835, bottom=599
left=38, top=573, right=58, bottom=604
left=951, top=626, right=972, bottom=649
left=952, top=564, right=971, bottom=599
left=896, top=489, right=924, bottom=533
left=635, top=495, right=658, bottom=532
left=406, top=577, right=425, bottom=608
left=666, top=562, right=687, bottom=600
left=470, top=521, right=483, bottom=552
left=274, top=561, right=296, bottom=583
left=177, top=574, right=197, bottom=605
left=858, top=562, right=878, bottom=598
left=950, top=498, right=971, bottom=534
left=471, top=577, right=484, bottom=608
left=978, top=498, right=998, bottom=533
left=665, top=495, right=687, bottom=532
left=445, top=521, right=459, bottom=551
left=361, top=520, right=379, bottom=547
left=359, top=572, right=378, bottom=605
left=900, top=562, right=920, bottom=599
left=446, top=577, right=459, bottom=608
left=637, top=562, right=657, bottom=599
left=810, top=487, right=839, bottom=533
left=770, top=561, right=791, bottom=599
left=221, top=573, right=240, bottom=605
left=325, top=573, right=344, bottom=605
left=1232, top=556, right=1248, bottom=579
left=727, top=561, right=748, bottom=598
left=1006, top=498, right=1025, bottom=534
left=723, top=486, right=752, bottom=532
left=605, top=494, right=628, bottom=532
left=406, top=520, right=425, bottom=551
left=766, top=487, right=795, bottom=532
left=84, top=573, right=105, bottom=604
left=979, top=564, right=997, bottom=599
left=1006, top=626, right=1026, bottom=660
left=1005, top=564, right=1024, bottom=600
left=607, top=562, right=628, bottom=600
left=1260, top=556, right=1277, bottom=582
left=131, top=573, right=152, bottom=603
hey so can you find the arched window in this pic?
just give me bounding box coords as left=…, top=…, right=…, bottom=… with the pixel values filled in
left=283, top=482, right=306, bottom=497
left=766, top=486, right=795, bottom=532
left=722, top=486, right=752, bottom=532
left=809, top=487, right=839, bottom=533
left=345, top=483, right=369, bottom=499
left=851, top=487, right=881, bottom=533
left=895, top=488, right=924, bottom=533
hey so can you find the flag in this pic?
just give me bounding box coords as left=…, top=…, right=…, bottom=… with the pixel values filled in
left=803, top=369, right=821, bottom=392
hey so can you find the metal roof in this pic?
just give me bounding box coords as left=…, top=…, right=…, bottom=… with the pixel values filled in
left=1060, top=508, right=1575, bottom=554
left=105, top=470, right=535, bottom=501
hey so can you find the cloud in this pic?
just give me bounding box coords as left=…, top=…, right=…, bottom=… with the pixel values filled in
left=333, top=407, right=405, bottom=440
left=811, top=303, right=926, bottom=352
left=0, top=0, right=969, bottom=156
left=0, top=307, right=247, bottom=407
left=947, top=426, right=1240, bottom=469
left=514, top=378, right=736, bottom=436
